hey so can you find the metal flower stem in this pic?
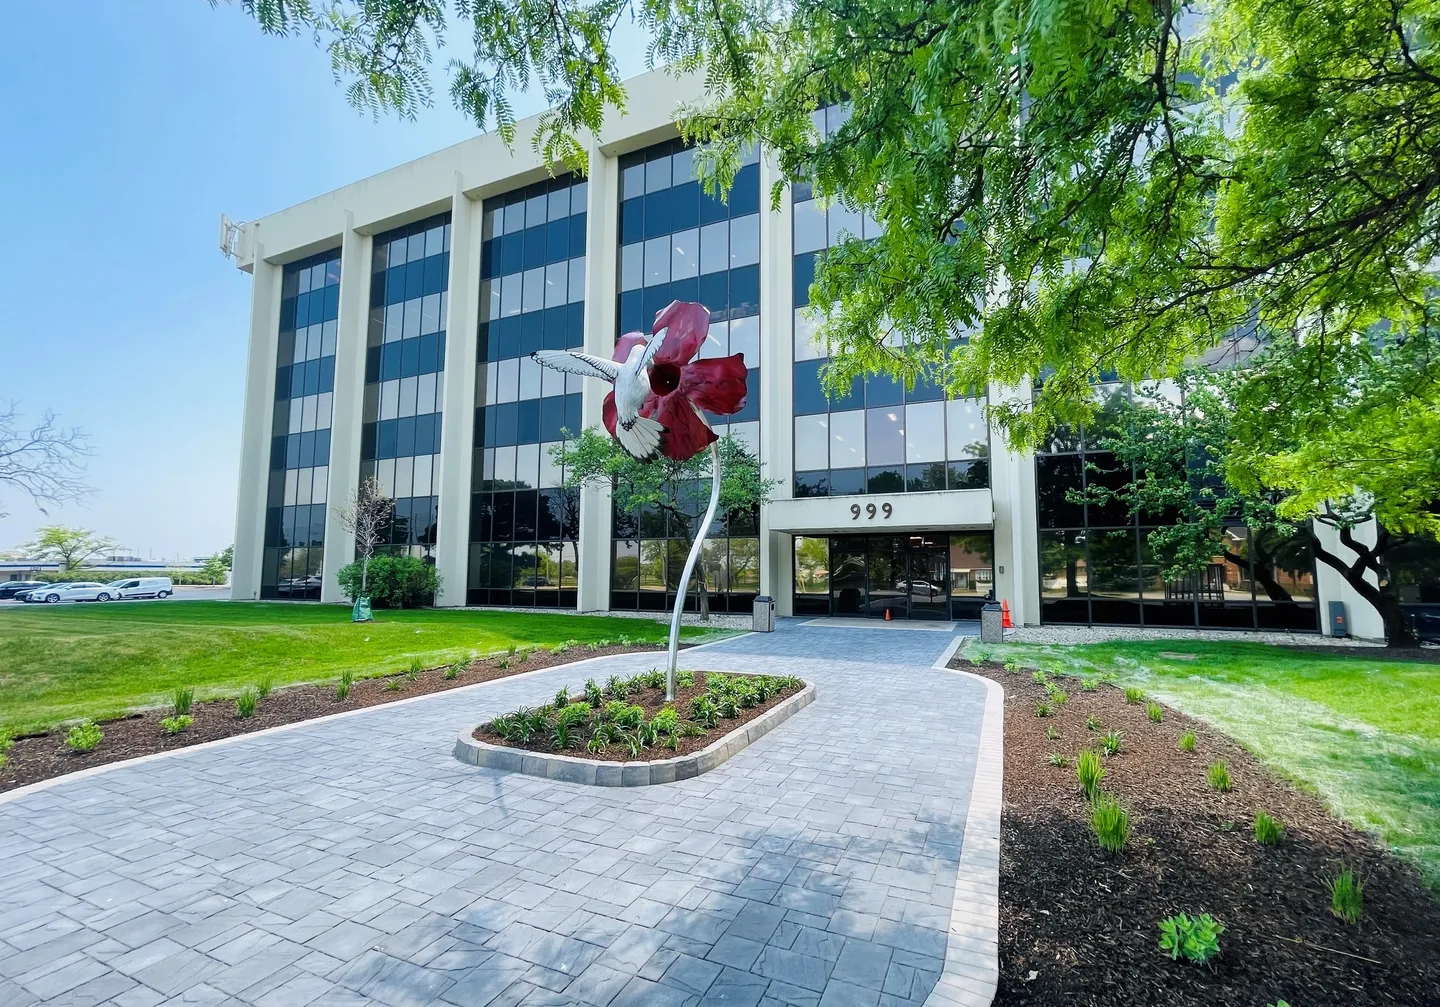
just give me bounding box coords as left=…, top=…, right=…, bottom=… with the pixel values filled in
left=666, top=440, right=722, bottom=700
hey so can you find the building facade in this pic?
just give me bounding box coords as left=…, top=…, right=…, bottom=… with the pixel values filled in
left=229, top=70, right=1436, bottom=639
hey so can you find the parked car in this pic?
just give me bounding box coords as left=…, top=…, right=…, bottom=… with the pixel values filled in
left=25, top=582, right=117, bottom=603
left=0, top=580, right=45, bottom=601
left=107, top=576, right=174, bottom=600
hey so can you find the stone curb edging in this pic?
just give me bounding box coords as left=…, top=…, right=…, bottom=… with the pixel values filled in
left=452, top=681, right=817, bottom=786
left=925, top=635, right=1003, bottom=1007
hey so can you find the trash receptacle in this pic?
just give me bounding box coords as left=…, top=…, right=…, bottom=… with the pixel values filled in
left=980, top=601, right=1004, bottom=643
left=753, top=596, right=775, bottom=632
left=1328, top=600, right=1349, bottom=638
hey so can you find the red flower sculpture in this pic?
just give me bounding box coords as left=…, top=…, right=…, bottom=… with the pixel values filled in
left=601, top=301, right=749, bottom=462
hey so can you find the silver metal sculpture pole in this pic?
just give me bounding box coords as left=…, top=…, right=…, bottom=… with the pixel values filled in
left=667, top=440, right=722, bottom=700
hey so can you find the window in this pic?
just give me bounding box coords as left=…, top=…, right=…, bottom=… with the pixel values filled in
left=471, top=173, right=587, bottom=607
left=263, top=248, right=341, bottom=600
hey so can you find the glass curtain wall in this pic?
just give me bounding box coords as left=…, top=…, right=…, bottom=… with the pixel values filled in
left=610, top=138, right=763, bottom=613
left=1035, top=382, right=1318, bottom=629
left=361, top=213, right=450, bottom=560
left=468, top=174, right=588, bottom=607
left=791, top=106, right=989, bottom=497
left=262, top=250, right=341, bottom=599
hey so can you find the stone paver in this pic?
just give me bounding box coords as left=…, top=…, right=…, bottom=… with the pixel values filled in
left=0, top=619, right=991, bottom=1006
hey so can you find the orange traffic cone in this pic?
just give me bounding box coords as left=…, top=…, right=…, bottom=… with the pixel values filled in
left=884, top=608, right=892, bottom=621
left=1001, top=600, right=1013, bottom=628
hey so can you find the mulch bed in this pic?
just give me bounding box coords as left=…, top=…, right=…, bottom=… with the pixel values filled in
left=0, top=643, right=684, bottom=794
left=473, top=672, right=802, bottom=762
left=954, top=659, right=1440, bottom=1006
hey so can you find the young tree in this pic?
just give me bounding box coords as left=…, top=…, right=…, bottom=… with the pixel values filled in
left=553, top=429, right=777, bottom=620
left=199, top=553, right=229, bottom=585
left=333, top=476, right=394, bottom=594
left=1084, top=327, right=1440, bottom=645
left=0, top=403, right=90, bottom=518
left=24, top=526, right=116, bottom=572
left=219, top=544, right=234, bottom=570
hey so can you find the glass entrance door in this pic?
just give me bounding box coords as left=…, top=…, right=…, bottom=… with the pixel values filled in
left=907, top=540, right=950, bottom=620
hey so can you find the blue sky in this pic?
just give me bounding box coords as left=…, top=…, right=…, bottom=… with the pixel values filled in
left=0, top=0, right=647, bottom=561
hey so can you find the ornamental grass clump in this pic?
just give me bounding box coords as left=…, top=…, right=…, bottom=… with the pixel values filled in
left=1124, top=687, right=1145, bottom=705
left=1208, top=760, right=1233, bottom=792
left=1100, top=729, right=1124, bottom=755
left=1158, top=913, right=1224, bottom=963
left=1090, top=792, right=1131, bottom=852
left=172, top=686, right=194, bottom=717
left=1076, top=749, right=1106, bottom=799
left=335, top=669, right=354, bottom=701
left=1178, top=731, right=1197, bottom=752
left=1329, top=870, right=1364, bottom=924
left=1254, top=811, right=1284, bottom=846
left=235, top=687, right=259, bottom=718
left=1146, top=701, right=1164, bottom=723
left=255, top=676, right=274, bottom=699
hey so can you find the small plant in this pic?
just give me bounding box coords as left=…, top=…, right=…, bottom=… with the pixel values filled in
left=557, top=703, right=592, bottom=729
left=1031, top=670, right=1049, bottom=685
left=1047, top=688, right=1069, bottom=707
left=517, top=648, right=530, bottom=664
left=1090, top=792, right=1131, bottom=852
left=1124, top=687, right=1144, bottom=705
left=717, top=696, right=739, bottom=719
left=1178, top=731, right=1197, bottom=752
left=1207, top=760, right=1233, bottom=792
left=555, top=686, right=571, bottom=710
left=584, top=678, right=604, bottom=707
left=1045, top=726, right=1061, bottom=741
left=384, top=678, right=402, bottom=692
left=1076, top=749, right=1107, bottom=798
left=406, top=659, right=422, bottom=681
left=1146, top=702, right=1164, bottom=723
left=677, top=670, right=696, bottom=688
left=161, top=715, right=193, bottom=736
left=1100, top=730, right=1124, bottom=755
left=1328, top=870, right=1364, bottom=924
left=689, top=696, right=719, bottom=728
left=1002, top=661, right=1021, bottom=675
left=172, top=686, right=194, bottom=716
left=652, top=708, right=679, bottom=735
left=1081, top=677, right=1097, bottom=692
left=497, top=656, right=510, bottom=670
left=1047, top=752, right=1069, bottom=767
left=66, top=721, right=103, bottom=753
left=256, top=676, right=274, bottom=699
left=604, top=675, right=623, bottom=698
left=643, top=669, right=665, bottom=689
left=444, top=662, right=460, bottom=680
left=550, top=722, right=573, bottom=750
left=1157, top=913, right=1224, bottom=963
left=678, top=721, right=705, bottom=738
left=335, top=669, right=354, bottom=701
left=1034, top=702, right=1053, bottom=718
left=1253, top=811, right=1284, bottom=846
left=1086, top=715, right=1103, bottom=732
left=236, top=687, right=260, bottom=718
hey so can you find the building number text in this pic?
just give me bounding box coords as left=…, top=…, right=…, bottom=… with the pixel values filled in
left=850, top=502, right=893, bottom=521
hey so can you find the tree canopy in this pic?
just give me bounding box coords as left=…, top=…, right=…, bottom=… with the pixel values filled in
left=24, top=526, right=116, bottom=572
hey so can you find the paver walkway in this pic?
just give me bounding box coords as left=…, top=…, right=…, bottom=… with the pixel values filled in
left=0, top=620, right=989, bottom=1007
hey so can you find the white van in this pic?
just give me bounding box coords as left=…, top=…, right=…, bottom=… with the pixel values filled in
left=109, top=577, right=174, bottom=600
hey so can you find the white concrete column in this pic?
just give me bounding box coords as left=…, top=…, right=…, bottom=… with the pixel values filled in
left=435, top=175, right=483, bottom=607
left=758, top=151, right=795, bottom=614
left=1312, top=518, right=1385, bottom=639
left=231, top=239, right=281, bottom=601
left=988, top=381, right=1040, bottom=625
left=321, top=216, right=372, bottom=603
left=577, top=140, right=619, bottom=613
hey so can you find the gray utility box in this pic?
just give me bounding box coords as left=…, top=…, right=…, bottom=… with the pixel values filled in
left=980, top=601, right=1005, bottom=643
left=1328, top=600, right=1349, bottom=638
left=753, top=596, right=776, bottom=633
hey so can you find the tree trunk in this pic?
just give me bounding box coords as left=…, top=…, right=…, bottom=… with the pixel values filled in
left=1223, top=548, right=1293, bottom=602
left=1308, top=525, right=1415, bottom=647
left=361, top=553, right=369, bottom=593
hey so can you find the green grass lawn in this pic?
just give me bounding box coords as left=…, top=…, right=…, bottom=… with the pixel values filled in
left=0, top=602, right=723, bottom=735
left=965, top=638, right=1440, bottom=886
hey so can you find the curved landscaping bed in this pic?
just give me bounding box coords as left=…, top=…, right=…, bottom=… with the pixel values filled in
left=455, top=670, right=814, bottom=785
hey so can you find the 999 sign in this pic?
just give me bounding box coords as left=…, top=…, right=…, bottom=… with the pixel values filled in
left=850, top=502, right=893, bottom=521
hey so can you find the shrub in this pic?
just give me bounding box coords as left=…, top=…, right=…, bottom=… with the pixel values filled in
left=1034, top=703, right=1053, bottom=718
left=1076, top=749, right=1106, bottom=798
left=1207, top=760, right=1233, bottom=792
left=1045, top=726, right=1061, bottom=741
left=406, top=659, right=422, bottom=681
left=1158, top=913, right=1224, bottom=963
left=335, top=669, right=354, bottom=701
left=336, top=554, right=440, bottom=608
left=1047, top=752, right=1069, bottom=767
left=1124, top=687, right=1145, bottom=705
left=1100, top=730, right=1124, bottom=755
left=1178, top=731, right=1197, bottom=752
left=1146, top=702, right=1164, bottom=723
left=1081, top=677, right=1098, bottom=692
left=161, top=715, right=193, bottom=735
left=584, top=678, right=604, bottom=708
left=172, top=686, right=194, bottom=716
left=236, top=687, right=259, bottom=718
left=1090, top=792, right=1131, bottom=852
left=66, top=721, right=103, bottom=752
left=1086, top=715, right=1103, bottom=732
left=1329, top=870, right=1364, bottom=924
left=1254, top=811, right=1284, bottom=846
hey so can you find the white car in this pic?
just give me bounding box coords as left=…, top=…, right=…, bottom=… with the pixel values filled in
left=108, top=576, right=174, bottom=600
left=26, top=582, right=117, bottom=604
